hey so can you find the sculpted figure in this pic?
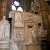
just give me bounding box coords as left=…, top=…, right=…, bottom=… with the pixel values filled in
left=14, top=12, right=24, bottom=27
left=0, top=16, right=10, bottom=40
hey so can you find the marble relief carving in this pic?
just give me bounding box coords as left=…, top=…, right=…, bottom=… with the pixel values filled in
left=0, top=11, right=45, bottom=50
left=14, top=12, right=24, bottom=27
left=8, top=11, right=46, bottom=50
left=13, top=28, right=24, bottom=50
left=24, top=20, right=37, bottom=44
left=9, top=11, right=45, bottom=45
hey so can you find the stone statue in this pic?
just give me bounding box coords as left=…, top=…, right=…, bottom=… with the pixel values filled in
left=14, top=12, right=24, bottom=27
left=0, top=16, right=10, bottom=41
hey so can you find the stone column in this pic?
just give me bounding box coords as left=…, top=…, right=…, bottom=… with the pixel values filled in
left=39, top=0, right=50, bottom=41
left=0, top=0, right=7, bottom=20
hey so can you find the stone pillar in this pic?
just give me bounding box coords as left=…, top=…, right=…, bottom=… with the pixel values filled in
left=39, top=0, right=50, bottom=41
left=0, top=0, right=7, bottom=20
